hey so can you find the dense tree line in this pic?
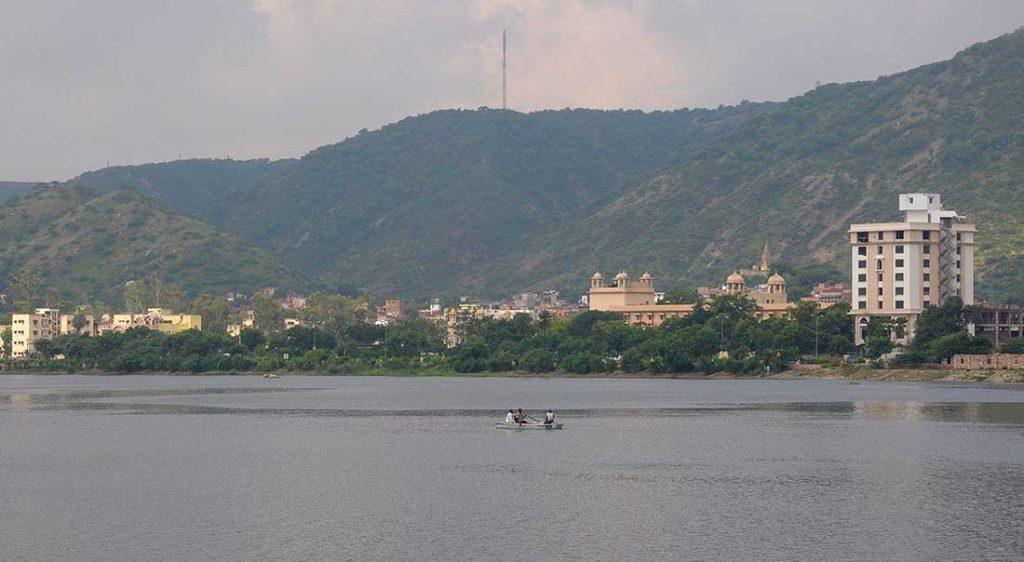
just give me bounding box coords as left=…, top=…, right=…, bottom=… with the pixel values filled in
left=6, top=294, right=1018, bottom=373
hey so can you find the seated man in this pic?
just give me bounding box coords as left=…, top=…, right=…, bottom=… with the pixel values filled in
left=504, top=409, right=515, bottom=424
left=544, top=410, right=555, bottom=425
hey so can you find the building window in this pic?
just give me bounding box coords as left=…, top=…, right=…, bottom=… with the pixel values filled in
left=896, top=231, right=905, bottom=240
left=895, top=287, right=904, bottom=296
left=857, top=232, right=869, bottom=243
left=956, top=233, right=962, bottom=241
left=877, top=287, right=883, bottom=296
left=858, top=274, right=866, bottom=282
left=923, top=245, right=930, bottom=254
left=896, top=245, right=904, bottom=254
left=924, top=259, right=930, bottom=268
left=923, top=273, right=930, bottom=282
left=858, top=260, right=867, bottom=269
left=896, top=273, right=904, bottom=281
left=895, top=300, right=904, bottom=309
left=876, top=260, right=883, bottom=271
left=878, top=301, right=884, bottom=309
left=923, top=231, right=931, bottom=240
left=956, top=260, right=961, bottom=268
left=924, top=287, right=930, bottom=296
left=877, top=246, right=883, bottom=254
left=858, top=246, right=867, bottom=256
left=877, top=232, right=885, bottom=241
left=895, top=259, right=904, bottom=268
left=877, top=273, right=883, bottom=282
left=858, top=301, right=867, bottom=309
left=858, top=288, right=866, bottom=296
left=957, top=274, right=962, bottom=282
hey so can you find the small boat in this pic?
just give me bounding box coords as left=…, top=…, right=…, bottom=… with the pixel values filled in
left=495, top=422, right=563, bottom=430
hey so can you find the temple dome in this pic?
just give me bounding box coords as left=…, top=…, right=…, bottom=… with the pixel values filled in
left=591, top=272, right=604, bottom=280
left=767, top=273, right=786, bottom=285
left=726, top=271, right=745, bottom=285
left=639, top=271, right=653, bottom=280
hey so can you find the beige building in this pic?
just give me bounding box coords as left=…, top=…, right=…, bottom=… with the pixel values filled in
left=10, top=308, right=61, bottom=358
left=105, top=308, right=202, bottom=335
left=849, top=193, right=975, bottom=346
left=587, top=270, right=795, bottom=327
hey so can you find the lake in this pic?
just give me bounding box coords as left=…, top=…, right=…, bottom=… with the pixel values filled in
left=2, top=375, right=1023, bottom=561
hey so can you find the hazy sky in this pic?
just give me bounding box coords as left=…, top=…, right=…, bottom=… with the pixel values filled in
left=3, top=0, right=1024, bottom=181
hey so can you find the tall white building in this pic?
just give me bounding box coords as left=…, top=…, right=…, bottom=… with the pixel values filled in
left=849, top=194, right=975, bottom=345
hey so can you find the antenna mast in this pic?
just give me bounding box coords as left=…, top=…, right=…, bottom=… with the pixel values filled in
left=502, top=30, right=507, bottom=110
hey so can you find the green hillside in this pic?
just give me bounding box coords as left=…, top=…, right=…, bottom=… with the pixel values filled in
left=0, top=181, right=38, bottom=203
left=0, top=185, right=312, bottom=302
left=25, top=28, right=1024, bottom=304
left=73, top=158, right=295, bottom=221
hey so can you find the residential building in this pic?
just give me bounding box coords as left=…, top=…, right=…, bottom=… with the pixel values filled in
left=809, top=283, right=851, bottom=308
left=849, top=193, right=976, bottom=345
left=10, top=308, right=60, bottom=358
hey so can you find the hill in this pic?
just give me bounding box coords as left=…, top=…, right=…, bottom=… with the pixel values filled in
left=0, top=185, right=312, bottom=302
left=0, top=181, right=38, bottom=203
left=34, top=28, right=1024, bottom=304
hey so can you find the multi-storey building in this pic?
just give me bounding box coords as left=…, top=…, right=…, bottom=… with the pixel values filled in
left=849, top=193, right=975, bottom=345
left=10, top=308, right=61, bottom=358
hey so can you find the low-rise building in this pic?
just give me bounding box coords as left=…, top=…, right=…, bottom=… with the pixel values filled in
left=589, top=271, right=796, bottom=326
left=809, top=283, right=851, bottom=308
left=102, top=308, right=202, bottom=335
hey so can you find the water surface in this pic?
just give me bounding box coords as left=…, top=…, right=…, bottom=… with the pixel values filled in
left=2, top=375, right=1022, bottom=561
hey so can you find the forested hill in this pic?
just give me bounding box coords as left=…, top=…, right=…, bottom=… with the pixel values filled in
left=27, top=27, right=1024, bottom=303
left=0, top=185, right=312, bottom=302
left=0, top=181, right=38, bottom=203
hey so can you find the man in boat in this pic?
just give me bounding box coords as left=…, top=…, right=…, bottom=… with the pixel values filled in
left=504, top=409, right=515, bottom=424
left=543, top=410, right=555, bottom=425
left=514, top=408, right=525, bottom=424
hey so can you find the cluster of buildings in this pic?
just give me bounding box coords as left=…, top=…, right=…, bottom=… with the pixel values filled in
left=7, top=308, right=201, bottom=359
left=5, top=193, right=1022, bottom=361
left=586, top=270, right=796, bottom=326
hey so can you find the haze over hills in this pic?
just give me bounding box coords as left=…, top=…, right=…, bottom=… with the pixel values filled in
left=6, top=28, right=1024, bottom=304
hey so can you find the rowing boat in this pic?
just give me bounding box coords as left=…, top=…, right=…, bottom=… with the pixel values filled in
left=495, top=422, right=563, bottom=430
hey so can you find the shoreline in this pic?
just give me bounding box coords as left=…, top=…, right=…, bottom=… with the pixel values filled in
left=0, top=367, right=1021, bottom=383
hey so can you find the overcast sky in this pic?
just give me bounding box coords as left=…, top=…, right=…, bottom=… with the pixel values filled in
left=3, top=1, right=1024, bottom=181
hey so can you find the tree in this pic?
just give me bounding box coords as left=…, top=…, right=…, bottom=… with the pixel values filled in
left=927, top=332, right=993, bottom=361
left=0, top=327, right=11, bottom=358
left=123, top=280, right=147, bottom=313
left=660, top=286, right=700, bottom=305
left=189, top=294, right=230, bottom=335
left=302, top=292, right=360, bottom=333
left=1000, top=338, right=1024, bottom=354
left=239, top=328, right=265, bottom=351
left=9, top=268, right=42, bottom=312
left=252, top=293, right=284, bottom=333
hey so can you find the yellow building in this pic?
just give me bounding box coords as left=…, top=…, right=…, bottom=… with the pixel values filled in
left=106, top=308, right=202, bottom=334
left=588, top=270, right=796, bottom=326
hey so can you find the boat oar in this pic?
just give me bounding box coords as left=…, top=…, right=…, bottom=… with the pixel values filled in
left=525, top=414, right=541, bottom=423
